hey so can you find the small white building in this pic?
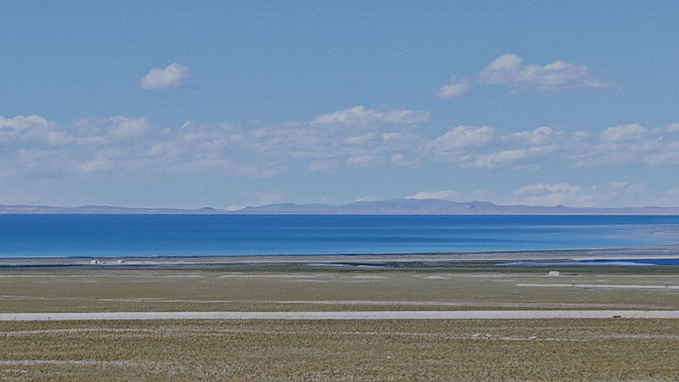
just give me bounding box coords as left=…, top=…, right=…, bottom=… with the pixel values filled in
left=90, top=259, right=101, bottom=265
left=548, top=271, right=560, bottom=276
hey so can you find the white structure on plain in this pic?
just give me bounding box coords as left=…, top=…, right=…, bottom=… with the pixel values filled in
left=90, top=260, right=101, bottom=265
left=548, top=271, right=560, bottom=276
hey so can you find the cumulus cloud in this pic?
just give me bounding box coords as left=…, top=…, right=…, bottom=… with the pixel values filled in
left=510, top=126, right=557, bottom=145
left=0, top=115, right=50, bottom=131
left=419, top=126, right=495, bottom=165
left=600, top=124, right=647, bottom=142
left=570, top=123, right=670, bottom=166
left=285, top=106, right=430, bottom=170
left=140, top=63, right=190, bottom=90
left=438, top=54, right=612, bottom=98
left=0, top=115, right=56, bottom=144
left=4, top=112, right=679, bottom=187
left=478, top=54, right=610, bottom=93
left=108, top=117, right=151, bottom=140
left=436, top=76, right=471, bottom=98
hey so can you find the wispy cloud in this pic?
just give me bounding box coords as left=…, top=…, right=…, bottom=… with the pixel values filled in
left=510, top=182, right=649, bottom=207
left=420, top=126, right=494, bottom=151
left=140, top=63, right=190, bottom=90
left=310, top=106, right=429, bottom=127
left=406, top=190, right=464, bottom=201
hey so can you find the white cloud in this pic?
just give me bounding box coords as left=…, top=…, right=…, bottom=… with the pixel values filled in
left=510, top=182, right=653, bottom=208
left=512, top=183, right=583, bottom=206
left=436, top=76, right=471, bottom=98
left=407, top=190, right=463, bottom=201
left=6, top=112, right=679, bottom=188
left=421, top=125, right=494, bottom=153
left=311, top=106, right=381, bottom=126
left=664, top=123, right=679, bottom=133
left=643, top=150, right=679, bottom=166
left=571, top=124, right=670, bottom=166
left=407, top=183, right=679, bottom=209
left=346, top=154, right=386, bottom=167
left=380, top=109, right=430, bottom=124
left=510, top=126, right=556, bottom=145
left=344, top=132, right=376, bottom=145
left=390, top=153, right=405, bottom=164
left=601, top=124, right=647, bottom=142
left=77, top=150, right=121, bottom=174
left=419, top=121, right=679, bottom=170
left=310, top=106, right=429, bottom=127
left=478, top=54, right=611, bottom=93
left=655, top=188, right=679, bottom=207
left=0, top=115, right=56, bottom=144
left=474, top=149, right=527, bottom=169
left=0, top=115, right=50, bottom=131
left=17, top=148, right=67, bottom=170
left=279, top=107, right=429, bottom=171
left=140, top=63, right=189, bottom=90
left=478, top=54, right=523, bottom=85
left=108, top=117, right=151, bottom=140
left=420, top=125, right=572, bottom=169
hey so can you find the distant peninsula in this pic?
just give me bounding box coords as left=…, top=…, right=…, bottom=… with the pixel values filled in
left=2, top=199, right=679, bottom=215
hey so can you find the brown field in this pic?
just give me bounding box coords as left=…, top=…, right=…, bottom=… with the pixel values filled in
left=1, top=256, right=679, bottom=380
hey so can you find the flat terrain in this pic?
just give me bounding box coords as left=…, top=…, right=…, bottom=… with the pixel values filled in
left=3, top=319, right=679, bottom=381
left=1, top=253, right=679, bottom=380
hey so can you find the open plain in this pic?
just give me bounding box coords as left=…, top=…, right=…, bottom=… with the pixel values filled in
left=1, top=252, right=679, bottom=381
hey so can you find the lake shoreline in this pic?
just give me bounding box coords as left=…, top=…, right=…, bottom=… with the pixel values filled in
left=2, top=245, right=679, bottom=268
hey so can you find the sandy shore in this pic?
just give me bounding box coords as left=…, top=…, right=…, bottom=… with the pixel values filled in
left=2, top=310, right=679, bottom=321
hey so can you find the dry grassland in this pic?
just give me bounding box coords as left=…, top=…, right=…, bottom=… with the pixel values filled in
left=2, top=319, right=679, bottom=381
left=1, top=262, right=678, bottom=380
left=1, top=266, right=679, bottom=313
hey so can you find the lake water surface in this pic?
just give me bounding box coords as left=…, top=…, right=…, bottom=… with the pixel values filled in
left=1, top=214, right=679, bottom=258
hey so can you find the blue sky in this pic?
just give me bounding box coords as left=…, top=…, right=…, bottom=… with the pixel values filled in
left=2, top=1, right=679, bottom=209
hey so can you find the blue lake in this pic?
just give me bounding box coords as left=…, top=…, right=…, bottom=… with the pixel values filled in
left=1, top=214, right=679, bottom=258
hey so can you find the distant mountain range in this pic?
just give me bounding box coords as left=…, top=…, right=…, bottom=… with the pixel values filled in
left=2, top=199, right=679, bottom=215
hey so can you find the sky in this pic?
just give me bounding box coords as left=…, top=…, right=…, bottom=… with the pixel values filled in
left=2, top=1, right=679, bottom=209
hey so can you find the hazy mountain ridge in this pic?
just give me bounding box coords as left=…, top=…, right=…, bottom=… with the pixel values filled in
left=2, top=199, right=679, bottom=215
left=0, top=205, right=225, bottom=215
left=239, top=199, right=679, bottom=215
